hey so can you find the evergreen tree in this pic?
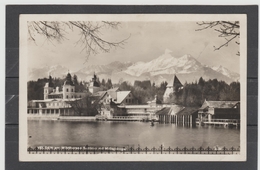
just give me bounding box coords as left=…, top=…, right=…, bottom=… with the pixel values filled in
left=73, top=74, right=79, bottom=85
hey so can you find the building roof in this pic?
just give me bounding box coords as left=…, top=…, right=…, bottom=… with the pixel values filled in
left=176, top=107, right=199, bottom=116
left=118, top=105, right=164, bottom=109
left=31, top=98, right=80, bottom=102
left=93, top=91, right=106, bottom=96
left=200, top=100, right=240, bottom=109
left=107, top=87, right=119, bottom=100
left=167, top=75, right=183, bottom=88
left=155, top=107, right=171, bottom=115
left=115, top=91, right=131, bottom=104
left=107, top=87, right=119, bottom=92
left=92, top=91, right=107, bottom=100
left=64, top=73, right=74, bottom=86
left=156, top=105, right=184, bottom=115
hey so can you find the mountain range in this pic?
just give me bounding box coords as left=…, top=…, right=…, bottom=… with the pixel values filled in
left=28, top=49, right=240, bottom=85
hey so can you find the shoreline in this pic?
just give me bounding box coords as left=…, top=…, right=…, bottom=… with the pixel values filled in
left=27, top=116, right=96, bottom=121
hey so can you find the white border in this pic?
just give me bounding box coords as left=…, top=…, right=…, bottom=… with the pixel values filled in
left=19, top=14, right=247, bottom=162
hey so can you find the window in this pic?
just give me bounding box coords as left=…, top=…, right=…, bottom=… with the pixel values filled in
left=72, top=95, right=74, bottom=98
left=72, top=89, right=73, bottom=92
left=66, top=88, right=68, bottom=92
left=79, top=95, right=81, bottom=98
left=126, top=99, right=128, bottom=103
left=66, top=95, right=68, bottom=99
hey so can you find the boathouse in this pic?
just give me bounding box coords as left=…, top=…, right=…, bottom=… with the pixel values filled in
left=156, top=105, right=198, bottom=126
left=197, top=100, right=240, bottom=125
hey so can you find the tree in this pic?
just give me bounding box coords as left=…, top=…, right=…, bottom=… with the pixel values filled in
left=66, top=94, right=100, bottom=116
left=27, top=21, right=130, bottom=60
left=73, top=74, right=79, bottom=86
left=101, top=79, right=106, bottom=86
left=105, top=79, right=113, bottom=89
left=196, top=21, right=240, bottom=56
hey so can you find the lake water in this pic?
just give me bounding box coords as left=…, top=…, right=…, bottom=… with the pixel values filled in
left=28, top=120, right=240, bottom=148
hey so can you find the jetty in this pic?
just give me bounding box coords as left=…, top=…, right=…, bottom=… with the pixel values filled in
left=196, top=118, right=240, bottom=127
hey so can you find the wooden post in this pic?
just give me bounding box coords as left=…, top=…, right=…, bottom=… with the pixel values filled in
left=190, top=115, right=193, bottom=126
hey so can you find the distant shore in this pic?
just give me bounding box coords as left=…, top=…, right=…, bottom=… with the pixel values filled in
left=27, top=116, right=96, bottom=121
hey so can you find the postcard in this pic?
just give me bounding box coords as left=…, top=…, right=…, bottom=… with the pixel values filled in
left=19, top=14, right=247, bottom=161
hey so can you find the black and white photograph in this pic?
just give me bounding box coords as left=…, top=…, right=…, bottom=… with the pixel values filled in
left=19, top=14, right=247, bottom=161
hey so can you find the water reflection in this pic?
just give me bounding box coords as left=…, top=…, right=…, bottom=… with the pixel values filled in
left=28, top=120, right=240, bottom=148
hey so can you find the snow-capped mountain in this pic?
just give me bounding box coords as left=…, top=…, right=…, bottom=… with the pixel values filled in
left=28, top=65, right=69, bottom=80
left=28, top=49, right=240, bottom=84
left=211, top=65, right=240, bottom=82
left=123, top=50, right=202, bottom=76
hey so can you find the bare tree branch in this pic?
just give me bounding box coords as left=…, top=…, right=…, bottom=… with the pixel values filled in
left=196, top=21, right=240, bottom=55
left=27, top=21, right=130, bottom=60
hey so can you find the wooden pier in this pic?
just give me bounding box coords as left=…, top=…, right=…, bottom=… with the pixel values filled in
left=196, top=119, right=240, bottom=127
left=96, top=115, right=158, bottom=122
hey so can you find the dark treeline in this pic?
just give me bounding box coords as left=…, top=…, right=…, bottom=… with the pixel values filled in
left=28, top=75, right=240, bottom=107
left=27, top=75, right=114, bottom=101
left=117, top=80, right=168, bottom=104
left=167, top=77, right=240, bottom=107
left=117, top=78, right=239, bottom=106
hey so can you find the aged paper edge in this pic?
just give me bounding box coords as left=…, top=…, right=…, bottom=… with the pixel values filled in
left=19, top=14, right=247, bottom=162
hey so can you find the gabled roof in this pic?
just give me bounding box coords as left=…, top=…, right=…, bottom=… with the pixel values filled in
left=155, top=105, right=184, bottom=115
left=167, top=75, right=183, bottom=88
left=115, top=91, right=131, bottom=104
left=107, top=87, right=119, bottom=100
left=200, top=100, right=240, bottom=109
left=93, top=91, right=107, bottom=97
left=176, top=107, right=199, bottom=116
left=107, top=87, right=119, bottom=92
left=155, top=107, right=171, bottom=115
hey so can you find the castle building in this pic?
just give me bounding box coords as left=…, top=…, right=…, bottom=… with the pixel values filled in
left=163, top=75, right=183, bottom=103
left=27, top=72, right=136, bottom=117
left=28, top=73, right=94, bottom=117
left=44, top=73, right=88, bottom=100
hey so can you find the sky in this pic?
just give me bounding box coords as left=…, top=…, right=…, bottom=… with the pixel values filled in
left=28, top=21, right=240, bottom=73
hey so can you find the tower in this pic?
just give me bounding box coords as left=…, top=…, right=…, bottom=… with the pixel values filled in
left=89, top=73, right=100, bottom=94
left=163, top=75, right=183, bottom=103
left=44, top=75, right=54, bottom=100
left=63, top=72, right=75, bottom=99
